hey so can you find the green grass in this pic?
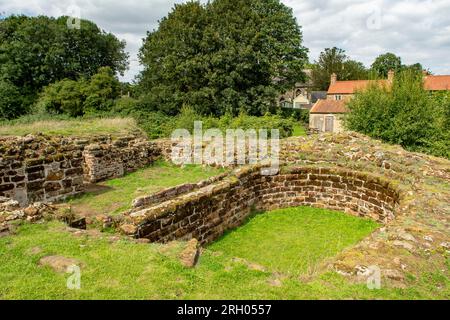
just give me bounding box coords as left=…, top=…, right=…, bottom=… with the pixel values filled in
left=209, top=207, right=379, bottom=276
left=1, top=207, right=447, bottom=299
left=292, top=123, right=307, bottom=137
left=67, top=161, right=226, bottom=216
left=0, top=117, right=142, bottom=137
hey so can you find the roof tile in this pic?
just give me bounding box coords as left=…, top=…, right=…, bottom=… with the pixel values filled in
left=424, top=75, right=450, bottom=91
left=310, top=99, right=348, bottom=114
left=328, top=80, right=389, bottom=94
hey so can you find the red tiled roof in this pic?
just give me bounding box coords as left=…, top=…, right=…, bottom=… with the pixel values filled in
left=327, top=80, right=389, bottom=94
left=328, top=75, right=450, bottom=94
left=310, top=99, right=348, bottom=114
left=424, top=75, right=450, bottom=91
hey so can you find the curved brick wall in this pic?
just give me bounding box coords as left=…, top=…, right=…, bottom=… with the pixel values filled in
left=126, top=165, right=400, bottom=245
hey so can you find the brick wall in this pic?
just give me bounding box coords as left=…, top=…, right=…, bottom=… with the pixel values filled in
left=125, top=165, right=400, bottom=245
left=0, top=134, right=160, bottom=206
left=83, top=136, right=160, bottom=183
left=131, top=173, right=229, bottom=210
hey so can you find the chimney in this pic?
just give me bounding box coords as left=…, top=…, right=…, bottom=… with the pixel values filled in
left=388, top=70, right=395, bottom=82
left=330, top=73, right=337, bottom=85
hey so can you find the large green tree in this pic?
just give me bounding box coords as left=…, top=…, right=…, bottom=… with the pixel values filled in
left=138, top=0, right=308, bottom=116
left=371, top=53, right=427, bottom=78
left=370, top=52, right=402, bottom=77
left=311, top=47, right=368, bottom=90
left=0, top=15, right=128, bottom=118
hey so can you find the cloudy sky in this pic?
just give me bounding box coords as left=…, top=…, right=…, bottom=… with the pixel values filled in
left=1, top=0, right=449, bottom=82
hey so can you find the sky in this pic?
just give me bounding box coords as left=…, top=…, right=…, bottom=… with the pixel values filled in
left=1, top=0, right=449, bottom=82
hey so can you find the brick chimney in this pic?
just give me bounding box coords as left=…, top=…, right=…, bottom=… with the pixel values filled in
left=330, top=73, right=337, bottom=85
left=388, top=70, right=395, bottom=83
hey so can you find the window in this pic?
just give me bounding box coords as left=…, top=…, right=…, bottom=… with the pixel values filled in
left=335, top=95, right=342, bottom=101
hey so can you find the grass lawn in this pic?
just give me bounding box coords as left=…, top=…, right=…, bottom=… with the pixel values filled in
left=0, top=117, right=142, bottom=137
left=292, top=123, right=307, bottom=137
left=1, top=207, right=447, bottom=299
left=67, top=161, right=226, bottom=216
left=209, top=207, right=378, bottom=276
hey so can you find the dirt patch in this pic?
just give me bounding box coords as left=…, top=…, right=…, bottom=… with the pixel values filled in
left=39, top=255, right=83, bottom=273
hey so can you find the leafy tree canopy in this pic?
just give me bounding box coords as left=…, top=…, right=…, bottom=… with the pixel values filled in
left=0, top=15, right=128, bottom=118
left=138, top=0, right=308, bottom=116
left=37, top=67, right=121, bottom=117
left=370, top=52, right=425, bottom=77
left=370, top=52, right=402, bottom=77
left=311, top=47, right=369, bottom=90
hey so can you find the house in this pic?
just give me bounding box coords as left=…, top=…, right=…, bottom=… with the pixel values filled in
left=309, top=99, right=347, bottom=133
left=310, top=71, right=450, bottom=133
left=278, top=70, right=327, bottom=110
left=326, top=71, right=393, bottom=101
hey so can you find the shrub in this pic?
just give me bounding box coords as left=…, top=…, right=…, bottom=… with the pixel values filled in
left=346, top=71, right=449, bottom=158
left=133, top=111, right=173, bottom=139
left=37, top=79, right=86, bottom=117
left=278, top=108, right=310, bottom=123
left=36, top=67, right=120, bottom=117
left=83, top=67, right=121, bottom=114
left=111, top=97, right=140, bottom=115
left=166, top=108, right=295, bottom=139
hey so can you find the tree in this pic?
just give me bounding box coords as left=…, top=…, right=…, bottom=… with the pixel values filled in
left=0, top=15, right=128, bottom=118
left=37, top=79, right=86, bottom=117
left=37, top=67, right=121, bottom=116
left=0, top=80, right=27, bottom=119
left=370, top=53, right=402, bottom=77
left=342, top=60, right=369, bottom=81
left=83, top=67, right=121, bottom=113
left=311, top=47, right=368, bottom=90
left=138, top=0, right=308, bottom=116
left=404, top=63, right=425, bottom=74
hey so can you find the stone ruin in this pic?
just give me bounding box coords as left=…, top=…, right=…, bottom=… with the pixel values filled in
left=1, top=131, right=449, bottom=282
left=121, top=164, right=400, bottom=245
left=0, top=134, right=160, bottom=206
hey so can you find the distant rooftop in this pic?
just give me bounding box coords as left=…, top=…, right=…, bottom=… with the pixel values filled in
left=328, top=80, right=389, bottom=95
left=424, top=75, right=450, bottom=91
left=310, top=99, right=347, bottom=114
left=328, top=74, right=450, bottom=94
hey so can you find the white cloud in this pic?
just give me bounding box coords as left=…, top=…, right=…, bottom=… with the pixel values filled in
left=1, top=0, right=449, bottom=81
